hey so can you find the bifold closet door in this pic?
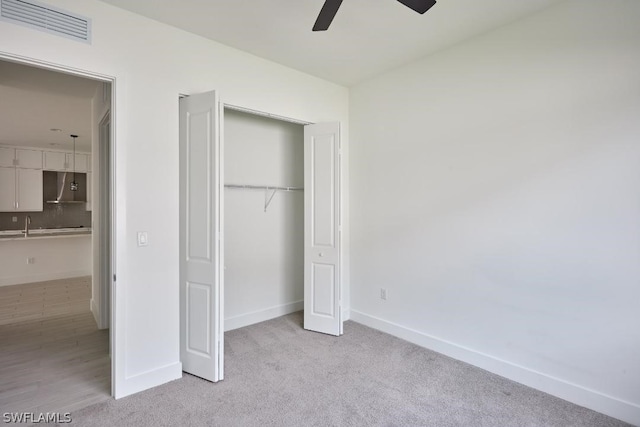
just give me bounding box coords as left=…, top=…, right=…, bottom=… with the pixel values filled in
left=179, top=91, right=224, bottom=382
left=304, top=122, right=342, bottom=336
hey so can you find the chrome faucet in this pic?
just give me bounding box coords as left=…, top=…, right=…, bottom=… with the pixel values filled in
left=24, top=215, right=31, bottom=237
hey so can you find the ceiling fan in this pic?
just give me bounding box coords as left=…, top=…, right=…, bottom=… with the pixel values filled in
left=313, top=0, right=437, bottom=31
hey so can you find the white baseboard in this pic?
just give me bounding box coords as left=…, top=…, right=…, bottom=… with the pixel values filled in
left=225, top=300, right=303, bottom=332
left=114, top=362, right=183, bottom=399
left=0, top=270, right=92, bottom=287
left=350, top=310, right=640, bottom=426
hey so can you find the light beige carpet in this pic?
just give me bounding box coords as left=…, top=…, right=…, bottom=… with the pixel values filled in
left=70, top=312, right=629, bottom=426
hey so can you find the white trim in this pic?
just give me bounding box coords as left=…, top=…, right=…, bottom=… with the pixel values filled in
left=116, top=362, right=182, bottom=400
left=216, top=95, right=224, bottom=381
left=0, top=51, right=118, bottom=400
left=0, top=51, right=112, bottom=82
left=0, top=270, right=91, bottom=287
left=90, top=297, right=99, bottom=324
left=350, top=310, right=640, bottom=426
left=97, top=111, right=111, bottom=331
left=225, top=300, right=304, bottom=332
left=217, top=101, right=225, bottom=379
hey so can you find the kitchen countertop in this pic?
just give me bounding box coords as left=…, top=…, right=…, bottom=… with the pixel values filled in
left=0, top=228, right=92, bottom=241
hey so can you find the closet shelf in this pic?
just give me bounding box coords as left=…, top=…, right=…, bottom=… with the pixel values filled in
left=224, top=184, right=303, bottom=192
left=224, top=184, right=303, bottom=212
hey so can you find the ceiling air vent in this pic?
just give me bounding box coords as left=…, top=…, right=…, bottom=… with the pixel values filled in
left=0, top=0, right=91, bottom=43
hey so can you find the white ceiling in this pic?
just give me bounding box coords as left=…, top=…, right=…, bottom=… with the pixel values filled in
left=0, top=1, right=562, bottom=154
left=99, top=0, right=563, bottom=86
left=0, top=60, right=99, bottom=152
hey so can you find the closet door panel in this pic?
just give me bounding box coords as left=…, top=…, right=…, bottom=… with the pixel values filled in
left=179, top=91, right=224, bottom=382
left=304, top=122, right=342, bottom=336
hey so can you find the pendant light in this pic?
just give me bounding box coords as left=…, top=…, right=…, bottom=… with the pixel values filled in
left=70, top=134, right=79, bottom=191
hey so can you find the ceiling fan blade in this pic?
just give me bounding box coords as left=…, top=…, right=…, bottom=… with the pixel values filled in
left=396, top=0, right=436, bottom=14
left=313, top=0, right=343, bottom=31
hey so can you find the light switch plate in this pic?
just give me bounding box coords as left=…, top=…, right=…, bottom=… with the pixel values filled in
left=137, top=231, right=149, bottom=247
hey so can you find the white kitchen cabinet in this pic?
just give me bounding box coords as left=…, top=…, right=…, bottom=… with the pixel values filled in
left=0, top=167, right=43, bottom=212
left=73, top=153, right=88, bottom=172
left=0, top=167, right=16, bottom=211
left=0, top=168, right=44, bottom=212
left=0, top=147, right=14, bottom=167
left=43, top=151, right=67, bottom=171
left=86, top=172, right=92, bottom=211
left=0, top=148, right=43, bottom=169
left=17, top=168, right=43, bottom=211
left=16, top=149, right=43, bottom=169
left=43, top=151, right=88, bottom=172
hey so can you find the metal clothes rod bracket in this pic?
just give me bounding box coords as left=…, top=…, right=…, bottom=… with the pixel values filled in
left=224, top=184, right=304, bottom=213
left=264, top=189, right=277, bottom=212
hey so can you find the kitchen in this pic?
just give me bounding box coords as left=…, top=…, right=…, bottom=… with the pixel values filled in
left=0, top=146, right=92, bottom=290
left=0, top=59, right=112, bottom=413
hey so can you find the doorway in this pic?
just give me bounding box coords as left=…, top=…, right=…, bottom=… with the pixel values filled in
left=0, top=56, right=115, bottom=412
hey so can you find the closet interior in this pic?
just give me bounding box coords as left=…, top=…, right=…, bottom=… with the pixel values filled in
left=223, top=108, right=305, bottom=330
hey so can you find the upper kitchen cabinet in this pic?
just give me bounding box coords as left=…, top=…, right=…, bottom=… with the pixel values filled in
left=0, top=147, right=14, bottom=167
left=0, top=167, right=16, bottom=211
left=0, top=148, right=42, bottom=169
left=43, top=151, right=88, bottom=172
left=43, top=151, right=66, bottom=170
left=16, top=149, right=43, bottom=169
left=73, top=153, right=89, bottom=172
left=0, top=146, right=44, bottom=212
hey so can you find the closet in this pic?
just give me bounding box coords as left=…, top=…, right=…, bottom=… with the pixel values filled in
left=179, top=91, right=341, bottom=383
left=223, top=109, right=305, bottom=330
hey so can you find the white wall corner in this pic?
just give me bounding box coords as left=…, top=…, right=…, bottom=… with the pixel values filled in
left=350, top=310, right=640, bottom=426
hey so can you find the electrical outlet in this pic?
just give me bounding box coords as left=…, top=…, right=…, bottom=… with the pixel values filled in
left=380, top=288, right=387, bottom=300
left=12, top=216, right=17, bottom=222
left=27, top=257, right=35, bottom=264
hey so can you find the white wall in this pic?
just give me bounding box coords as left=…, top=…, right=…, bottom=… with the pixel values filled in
left=349, top=0, right=640, bottom=424
left=0, top=0, right=348, bottom=398
left=224, top=110, right=304, bottom=330
left=0, top=235, right=91, bottom=287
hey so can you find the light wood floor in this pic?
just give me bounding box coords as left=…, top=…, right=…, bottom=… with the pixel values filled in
left=0, top=277, right=111, bottom=415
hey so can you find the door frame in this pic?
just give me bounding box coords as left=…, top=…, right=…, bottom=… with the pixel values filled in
left=221, top=103, right=344, bottom=331
left=0, top=52, right=118, bottom=396
left=97, top=110, right=112, bottom=331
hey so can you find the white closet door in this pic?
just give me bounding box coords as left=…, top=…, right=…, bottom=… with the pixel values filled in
left=179, top=91, right=224, bottom=382
left=304, top=122, right=342, bottom=336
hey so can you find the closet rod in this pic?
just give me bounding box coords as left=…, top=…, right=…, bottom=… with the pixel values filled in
left=224, top=184, right=304, bottom=191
